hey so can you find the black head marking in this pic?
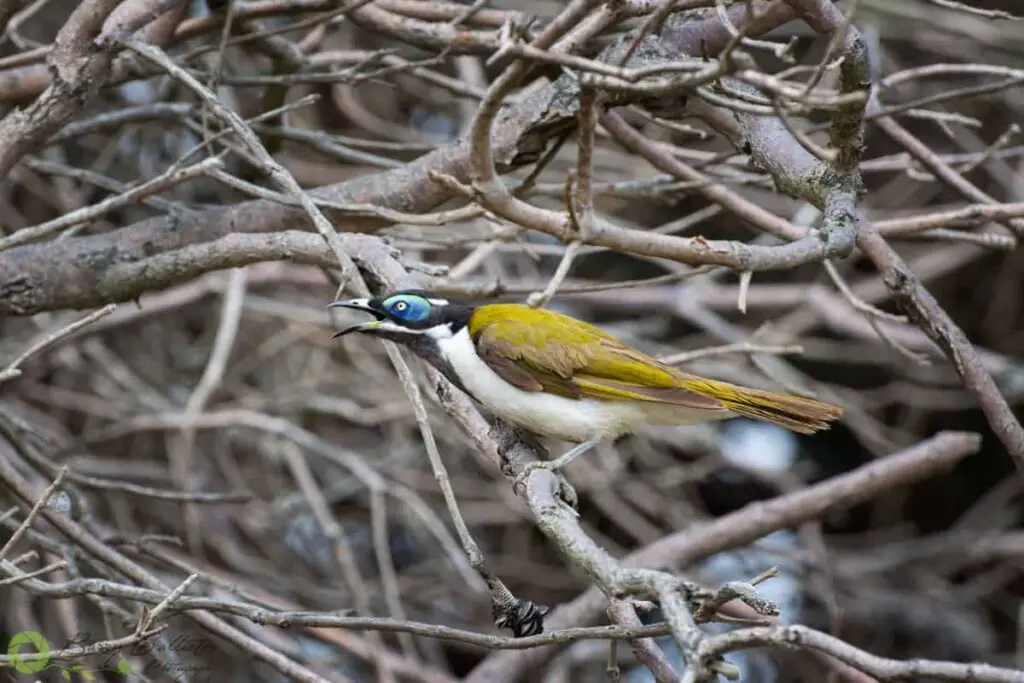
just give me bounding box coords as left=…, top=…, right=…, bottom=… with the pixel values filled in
left=363, top=289, right=474, bottom=333
left=330, top=289, right=477, bottom=338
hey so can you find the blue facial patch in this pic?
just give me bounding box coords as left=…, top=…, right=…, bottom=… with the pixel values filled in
left=383, top=294, right=431, bottom=322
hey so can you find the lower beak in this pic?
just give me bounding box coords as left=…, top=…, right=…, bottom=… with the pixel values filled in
left=327, top=298, right=384, bottom=338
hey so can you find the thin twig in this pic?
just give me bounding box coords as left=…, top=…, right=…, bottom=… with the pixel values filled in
left=0, top=305, right=117, bottom=383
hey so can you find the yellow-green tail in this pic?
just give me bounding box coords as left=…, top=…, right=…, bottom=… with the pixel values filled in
left=716, top=385, right=843, bottom=434
left=678, top=375, right=843, bottom=434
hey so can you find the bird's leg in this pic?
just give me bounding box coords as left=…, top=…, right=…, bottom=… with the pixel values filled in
left=512, top=440, right=599, bottom=494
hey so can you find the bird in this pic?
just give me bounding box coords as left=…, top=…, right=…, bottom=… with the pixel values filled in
left=329, top=289, right=843, bottom=479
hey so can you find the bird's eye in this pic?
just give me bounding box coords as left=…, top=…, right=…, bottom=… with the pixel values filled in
left=384, top=295, right=430, bottom=322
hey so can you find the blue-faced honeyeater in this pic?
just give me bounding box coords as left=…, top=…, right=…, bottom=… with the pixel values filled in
left=330, top=290, right=842, bottom=474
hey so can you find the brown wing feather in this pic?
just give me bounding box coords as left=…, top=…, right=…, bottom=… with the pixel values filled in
left=476, top=337, right=547, bottom=392
left=475, top=332, right=583, bottom=399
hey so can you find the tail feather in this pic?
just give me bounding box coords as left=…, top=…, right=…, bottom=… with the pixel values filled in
left=714, top=386, right=843, bottom=435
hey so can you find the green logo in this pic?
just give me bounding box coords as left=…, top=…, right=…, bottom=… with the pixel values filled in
left=5, top=630, right=135, bottom=679
left=7, top=631, right=49, bottom=673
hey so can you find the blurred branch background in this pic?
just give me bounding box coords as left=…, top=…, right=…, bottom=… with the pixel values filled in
left=0, top=0, right=1023, bottom=682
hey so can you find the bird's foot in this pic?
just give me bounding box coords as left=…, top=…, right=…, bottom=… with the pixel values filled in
left=511, top=440, right=597, bottom=509
left=556, top=474, right=579, bottom=512
left=483, top=569, right=550, bottom=638
left=512, top=465, right=579, bottom=516
left=511, top=440, right=597, bottom=490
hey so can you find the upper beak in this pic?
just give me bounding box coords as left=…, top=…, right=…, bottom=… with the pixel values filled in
left=327, top=298, right=384, bottom=338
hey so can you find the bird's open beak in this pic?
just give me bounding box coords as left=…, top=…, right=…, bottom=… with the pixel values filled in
left=327, top=298, right=385, bottom=338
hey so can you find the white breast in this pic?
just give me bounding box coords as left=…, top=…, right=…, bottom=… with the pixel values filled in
left=435, top=327, right=725, bottom=443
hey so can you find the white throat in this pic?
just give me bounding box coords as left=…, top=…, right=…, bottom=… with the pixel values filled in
left=424, top=323, right=455, bottom=341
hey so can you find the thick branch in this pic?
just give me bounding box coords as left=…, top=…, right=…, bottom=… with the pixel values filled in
left=0, top=231, right=401, bottom=313
left=0, top=0, right=188, bottom=177
left=0, top=1, right=797, bottom=315
left=782, top=0, right=1024, bottom=472
left=857, top=222, right=1024, bottom=471
left=467, top=431, right=980, bottom=683
left=694, top=624, right=1024, bottom=683
left=699, top=0, right=1024, bottom=474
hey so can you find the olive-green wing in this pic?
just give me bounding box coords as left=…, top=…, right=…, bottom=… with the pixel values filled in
left=469, top=304, right=725, bottom=410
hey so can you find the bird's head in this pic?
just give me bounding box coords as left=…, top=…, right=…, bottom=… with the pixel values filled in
left=328, top=290, right=473, bottom=344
